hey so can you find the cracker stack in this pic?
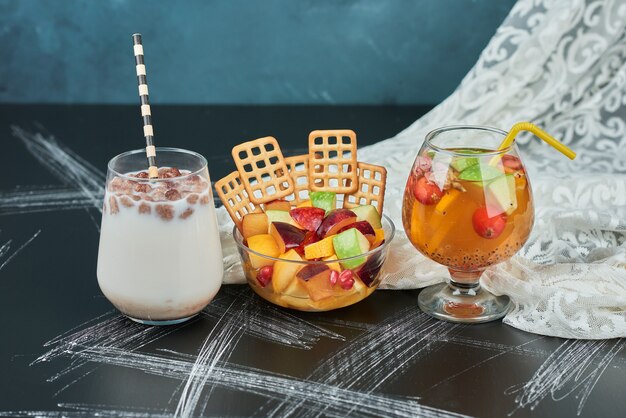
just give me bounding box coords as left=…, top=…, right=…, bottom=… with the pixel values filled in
left=215, top=130, right=387, bottom=232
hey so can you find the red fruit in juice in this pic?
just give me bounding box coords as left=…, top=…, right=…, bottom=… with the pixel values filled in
left=472, top=207, right=506, bottom=239
left=501, top=155, right=523, bottom=173
left=256, top=266, right=273, bottom=287
left=413, top=176, right=443, bottom=205
left=290, top=207, right=326, bottom=232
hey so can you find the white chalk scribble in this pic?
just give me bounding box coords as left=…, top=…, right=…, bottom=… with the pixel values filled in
left=0, top=229, right=41, bottom=272
left=10, top=126, right=105, bottom=229
left=506, top=339, right=625, bottom=416
left=0, top=186, right=96, bottom=216
left=264, top=307, right=460, bottom=417
left=57, top=345, right=468, bottom=418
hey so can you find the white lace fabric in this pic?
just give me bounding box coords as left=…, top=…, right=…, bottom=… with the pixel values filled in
left=220, top=0, right=626, bottom=339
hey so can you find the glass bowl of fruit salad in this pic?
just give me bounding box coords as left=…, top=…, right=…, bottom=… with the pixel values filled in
left=233, top=196, right=395, bottom=311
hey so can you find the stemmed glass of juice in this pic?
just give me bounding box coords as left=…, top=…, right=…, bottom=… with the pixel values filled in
left=402, top=125, right=534, bottom=323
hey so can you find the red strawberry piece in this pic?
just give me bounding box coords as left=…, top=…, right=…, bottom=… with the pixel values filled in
left=256, top=266, right=273, bottom=287
left=289, top=207, right=326, bottom=232
left=472, top=207, right=507, bottom=239
left=413, top=176, right=443, bottom=205
left=501, top=155, right=523, bottom=174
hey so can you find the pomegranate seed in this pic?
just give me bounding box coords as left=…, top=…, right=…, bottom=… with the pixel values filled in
left=339, top=270, right=355, bottom=290
left=329, top=270, right=339, bottom=285
left=256, top=266, right=273, bottom=287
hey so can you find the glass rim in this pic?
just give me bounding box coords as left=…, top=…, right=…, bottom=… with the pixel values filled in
left=107, top=147, right=208, bottom=182
left=232, top=214, right=396, bottom=265
left=425, top=125, right=514, bottom=157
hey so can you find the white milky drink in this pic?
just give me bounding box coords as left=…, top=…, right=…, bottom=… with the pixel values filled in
left=96, top=149, right=223, bottom=325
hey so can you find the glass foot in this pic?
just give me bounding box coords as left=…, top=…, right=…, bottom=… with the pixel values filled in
left=418, top=282, right=510, bottom=324
left=126, top=314, right=196, bottom=326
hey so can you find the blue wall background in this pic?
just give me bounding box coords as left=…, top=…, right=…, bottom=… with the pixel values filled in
left=0, top=0, right=516, bottom=105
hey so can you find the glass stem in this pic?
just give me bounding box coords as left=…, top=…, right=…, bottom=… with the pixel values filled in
left=447, top=268, right=483, bottom=296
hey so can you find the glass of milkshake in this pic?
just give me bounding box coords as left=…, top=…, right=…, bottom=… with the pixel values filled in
left=97, top=148, right=223, bottom=325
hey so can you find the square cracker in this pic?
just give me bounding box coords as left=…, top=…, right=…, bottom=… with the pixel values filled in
left=214, top=170, right=258, bottom=231
left=308, top=129, right=358, bottom=194
left=232, top=136, right=295, bottom=204
left=284, top=154, right=310, bottom=204
left=343, top=161, right=387, bottom=214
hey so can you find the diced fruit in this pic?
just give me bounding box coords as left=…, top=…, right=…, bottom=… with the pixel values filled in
left=486, top=175, right=517, bottom=215
left=316, top=209, right=357, bottom=238
left=310, top=191, right=336, bottom=213
left=270, top=222, right=306, bottom=253
left=296, top=264, right=334, bottom=301
left=338, top=221, right=376, bottom=243
left=472, top=206, right=507, bottom=239
left=304, top=235, right=336, bottom=260
left=435, top=189, right=461, bottom=215
left=242, top=212, right=269, bottom=239
left=265, top=199, right=292, bottom=211
left=295, top=231, right=320, bottom=257
left=356, top=251, right=385, bottom=286
left=284, top=278, right=309, bottom=298
left=323, top=254, right=341, bottom=272
left=333, top=228, right=370, bottom=269
left=451, top=156, right=479, bottom=172
left=290, top=207, right=326, bottom=232
left=372, top=228, right=385, bottom=247
left=501, top=155, right=523, bottom=174
left=458, top=164, right=504, bottom=182
left=351, top=205, right=382, bottom=229
left=338, top=269, right=355, bottom=290
left=256, top=266, right=273, bottom=287
left=295, top=231, right=320, bottom=256
left=272, top=249, right=303, bottom=293
left=247, top=234, right=280, bottom=268
left=296, top=199, right=312, bottom=208
left=413, top=176, right=443, bottom=205
left=266, top=210, right=296, bottom=230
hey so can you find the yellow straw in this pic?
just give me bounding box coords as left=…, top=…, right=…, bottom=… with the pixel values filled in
left=498, top=122, right=576, bottom=160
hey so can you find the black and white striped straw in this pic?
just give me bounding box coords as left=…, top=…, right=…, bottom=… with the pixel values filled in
left=132, top=33, right=158, bottom=179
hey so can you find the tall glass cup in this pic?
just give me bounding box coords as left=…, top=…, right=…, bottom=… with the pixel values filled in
left=97, top=148, right=223, bottom=325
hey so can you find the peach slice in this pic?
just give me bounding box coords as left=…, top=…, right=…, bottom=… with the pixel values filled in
left=272, top=249, right=303, bottom=293
left=265, top=199, right=292, bottom=212
left=270, top=222, right=306, bottom=253
left=247, top=234, right=280, bottom=268
left=284, top=278, right=309, bottom=298
left=296, top=264, right=334, bottom=301
left=316, top=209, right=357, bottom=238
left=242, top=212, right=269, bottom=239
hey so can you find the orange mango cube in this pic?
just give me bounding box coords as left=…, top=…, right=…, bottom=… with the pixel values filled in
left=304, top=235, right=336, bottom=259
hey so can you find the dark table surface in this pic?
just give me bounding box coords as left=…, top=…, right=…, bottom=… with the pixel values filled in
left=0, top=105, right=624, bottom=418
